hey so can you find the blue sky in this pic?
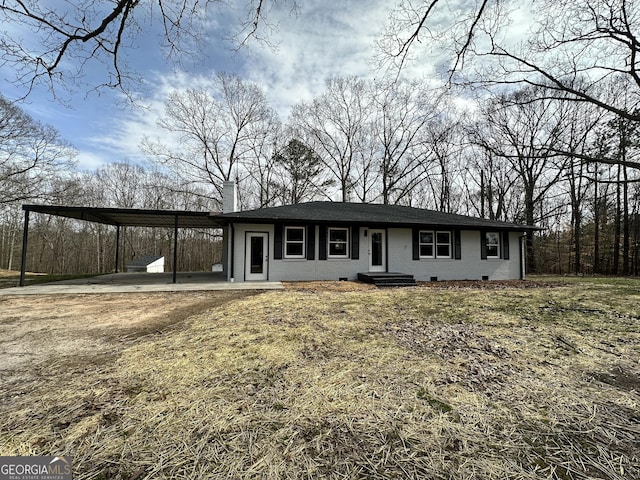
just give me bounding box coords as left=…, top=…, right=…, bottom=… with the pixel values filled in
left=0, top=1, right=528, bottom=172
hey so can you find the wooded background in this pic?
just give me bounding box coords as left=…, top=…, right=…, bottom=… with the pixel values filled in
left=1, top=1, right=639, bottom=277
left=2, top=75, right=638, bottom=276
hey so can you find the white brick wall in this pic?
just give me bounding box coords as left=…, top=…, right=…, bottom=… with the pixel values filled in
left=230, top=223, right=526, bottom=282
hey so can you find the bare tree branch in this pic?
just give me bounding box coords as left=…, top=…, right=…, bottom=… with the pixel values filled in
left=0, top=1, right=291, bottom=99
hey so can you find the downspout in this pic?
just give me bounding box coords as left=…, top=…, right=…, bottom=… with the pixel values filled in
left=229, top=222, right=235, bottom=282
left=173, top=215, right=179, bottom=284
left=519, top=233, right=527, bottom=280
left=114, top=225, right=121, bottom=273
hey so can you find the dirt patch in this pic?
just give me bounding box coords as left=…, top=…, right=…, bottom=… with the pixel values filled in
left=0, top=290, right=254, bottom=406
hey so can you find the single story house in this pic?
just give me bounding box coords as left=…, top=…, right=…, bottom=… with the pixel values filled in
left=214, top=182, right=535, bottom=283
left=126, top=255, right=165, bottom=273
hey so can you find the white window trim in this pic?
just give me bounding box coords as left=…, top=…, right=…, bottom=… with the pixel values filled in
left=486, top=232, right=501, bottom=259
left=284, top=226, right=305, bottom=259
left=419, top=230, right=435, bottom=259
left=420, top=230, right=451, bottom=259
left=328, top=227, right=349, bottom=259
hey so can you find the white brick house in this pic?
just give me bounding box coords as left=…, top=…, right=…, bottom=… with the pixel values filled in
left=215, top=184, right=534, bottom=283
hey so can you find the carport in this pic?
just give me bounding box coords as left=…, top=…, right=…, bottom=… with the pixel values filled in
left=19, top=205, right=224, bottom=286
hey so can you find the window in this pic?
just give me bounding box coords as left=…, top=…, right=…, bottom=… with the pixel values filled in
left=284, top=226, right=305, bottom=258
left=419, top=231, right=434, bottom=258
left=436, top=231, right=451, bottom=258
left=486, top=232, right=500, bottom=258
left=419, top=231, right=451, bottom=258
left=328, top=227, right=349, bottom=258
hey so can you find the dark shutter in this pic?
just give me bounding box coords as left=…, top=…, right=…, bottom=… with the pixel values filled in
left=454, top=230, right=462, bottom=260
left=306, top=224, right=315, bottom=260
left=274, top=223, right=283, bottom=259
left=351, top=226, right=359, bottom=259
left=412, top=228, right=420, bottom=260
left=480, top=230, right=487, bottom=260
left=319, top=225, right=327, bottom=260
left=502, top=231, right=510, bottom=260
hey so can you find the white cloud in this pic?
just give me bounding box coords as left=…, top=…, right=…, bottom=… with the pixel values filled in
left=76, top=150, right=111, bottom=171
left=241, top=0, right=394, bottom=116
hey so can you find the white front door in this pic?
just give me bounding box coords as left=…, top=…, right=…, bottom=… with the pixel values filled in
left=368, top=229, right=386, bottom=272
left=245, top=232, right=268, bottom=281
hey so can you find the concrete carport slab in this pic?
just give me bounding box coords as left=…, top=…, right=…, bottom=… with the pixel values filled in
left=0, top=272, right=283, bottom=295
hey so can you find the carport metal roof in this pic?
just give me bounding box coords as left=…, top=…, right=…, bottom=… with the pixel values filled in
left=22, top=204, right=222, bottom=228
left=19, top=205, right=224, bottom=286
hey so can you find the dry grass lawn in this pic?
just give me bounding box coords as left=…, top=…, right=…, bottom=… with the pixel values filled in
left=1, top=278, right=639, bottom=479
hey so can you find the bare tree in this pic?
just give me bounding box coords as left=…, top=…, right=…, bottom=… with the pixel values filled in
left=380, top=0, right=640, bottom=130
left=461, top=145, right=519, bottom=222
left=562, top=101, right=607, bottom=274
left=0, top=1, right=289, bottom=99
left=422, top=114, right=465, bottom=213
left=370, top=79, right=439, bottom=204
left=0, top=94, right=77, bottom=205
left=469, top=87, right=569, bottom=272
left=142, top=73, right=279, bottom=207
left=291, top=76, right=372, bottom=202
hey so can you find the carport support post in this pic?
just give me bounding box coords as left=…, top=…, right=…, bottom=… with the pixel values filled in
left=172, top=215, right=178, bottom=284
left=19, top=209, right=30, bottom=287
left=114, top=225, right=121, bottom=273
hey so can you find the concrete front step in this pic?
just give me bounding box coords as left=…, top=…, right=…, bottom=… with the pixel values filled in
left=358, top=272, right=417, bottom=287
left=376, top=281, right=418, bottom=288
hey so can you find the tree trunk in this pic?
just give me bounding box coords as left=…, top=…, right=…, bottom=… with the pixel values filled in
left=623, top=163, right=629, bottom=275
left=525, top=187, right=536, bottom=274
left=7, top=226, right=16, bottom=271
left=613, top=165, right=621, bottom=275
left=573, top=206, right=581, bottom=275
left=593, top=169, right=600, bottom=274
left=480, top=170, right=485, bottom=218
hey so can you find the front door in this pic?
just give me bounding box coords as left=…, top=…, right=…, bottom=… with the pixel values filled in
left=368, top=229, right=386, bottom=272
left=245, top=232, right=268, bottom=281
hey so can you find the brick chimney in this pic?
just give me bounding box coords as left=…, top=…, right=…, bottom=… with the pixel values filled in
left=222, top=180, right=238, bottom=213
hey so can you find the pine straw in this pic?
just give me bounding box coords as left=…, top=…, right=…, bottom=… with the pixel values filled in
left=1, top=281, right=639, bottom=479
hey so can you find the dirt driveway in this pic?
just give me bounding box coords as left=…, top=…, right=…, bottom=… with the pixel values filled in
left=0, top=291, right=253, bottom=405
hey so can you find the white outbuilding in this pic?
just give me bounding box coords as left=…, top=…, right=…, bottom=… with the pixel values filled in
left=126, top=255, right=165, bottom=273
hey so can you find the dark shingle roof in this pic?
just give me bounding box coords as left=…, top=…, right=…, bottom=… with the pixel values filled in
left=215, top=202, right=535, bottom=230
